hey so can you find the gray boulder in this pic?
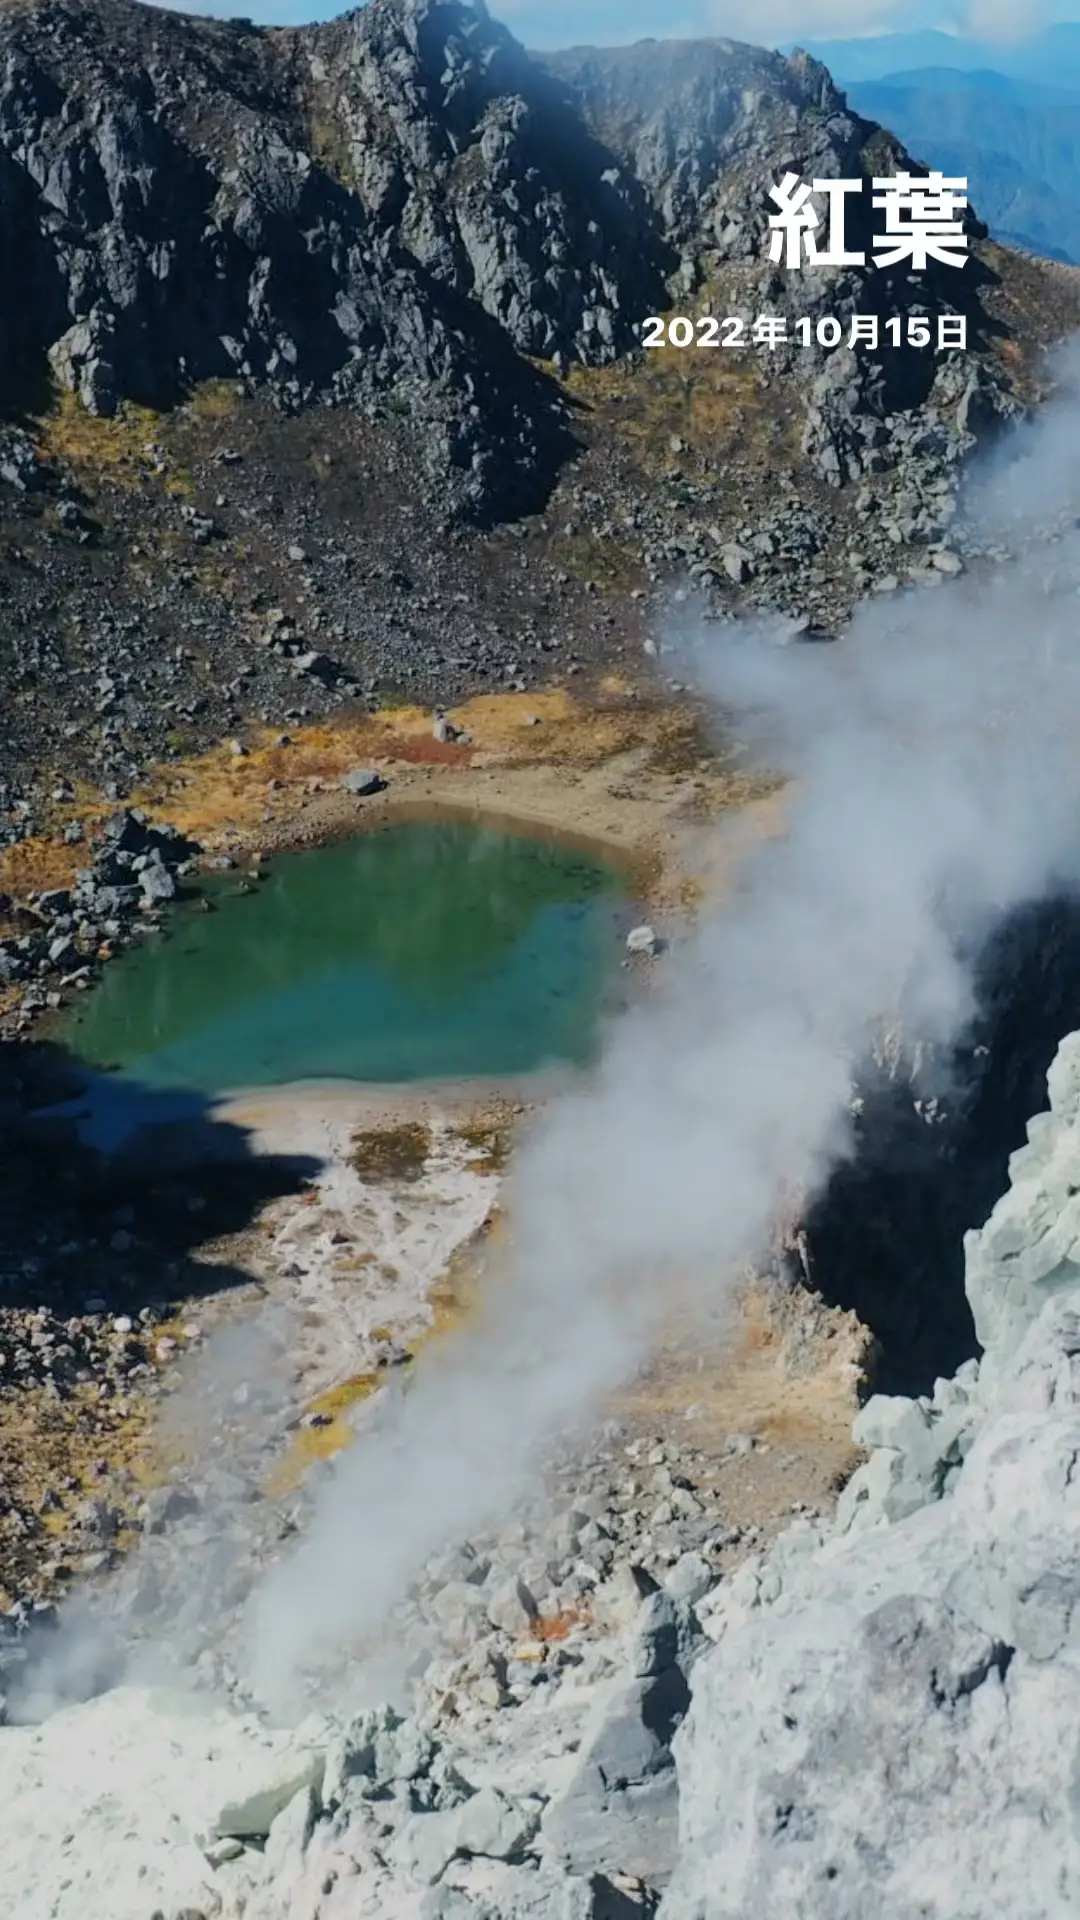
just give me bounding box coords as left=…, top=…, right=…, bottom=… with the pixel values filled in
left=391, top=1785, right=539, bottom=1885
left=664, top=1552, right=715, bottom=1606
left=625, top=925, right=660, bottom=957
left=322, top=1703, right=434, bottom=1808
left=720, top=545, right=753, bottom=585
left=139, top=864, right=176, bottom=905
left=341, top=767, right=386, bottom=796
left=544, top=1593, right=702, bottom=1887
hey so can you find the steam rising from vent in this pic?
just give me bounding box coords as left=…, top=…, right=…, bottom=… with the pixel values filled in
left=247, top=353, right=1080, bottom=1705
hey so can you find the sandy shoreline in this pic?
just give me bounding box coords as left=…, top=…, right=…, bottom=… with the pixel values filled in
left=212, top=1066, right=574, bottom=1138
left=0, top=683, right=777, bottom=918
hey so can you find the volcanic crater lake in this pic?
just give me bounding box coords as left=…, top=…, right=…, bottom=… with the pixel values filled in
left=61, top=819, right=626, bottom=1094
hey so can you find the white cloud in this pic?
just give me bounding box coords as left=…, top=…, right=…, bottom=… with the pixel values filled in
left=709, top=0, right=904, bottom=39
left=139, top=0, right=1073, bottom=47
left=707, top=0, right=1053, bottom=43
left=962, top=0, right=1043, bottom=39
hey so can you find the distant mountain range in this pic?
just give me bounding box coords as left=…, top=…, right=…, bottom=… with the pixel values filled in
left=842, top=68, right=1080, bottom=265
left=789, top=30, right=1080, bottom=266
left=790, top=25, right=1080, bottom=89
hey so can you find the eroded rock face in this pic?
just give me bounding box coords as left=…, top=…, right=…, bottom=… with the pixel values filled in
left=662, top=1032, right=1080, bottom=1920
left=0, top=0, right=608, bottom=518
left=665, top=1307, right=1080, bottom=1918
left=803, top=896, right=1080, bottom=1397
left=0, top=0, right=1010, bottom=519
left=966, top=1031, right=1080, bottom=1384
left=542, top=36, right=1007, bottom=481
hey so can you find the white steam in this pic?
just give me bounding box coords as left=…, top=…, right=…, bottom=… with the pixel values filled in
left=246, top=359, right=1080, bottom=1707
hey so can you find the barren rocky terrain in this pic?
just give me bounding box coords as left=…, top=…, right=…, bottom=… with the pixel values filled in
left=4, top=3, right=1080, bottom=1916
left=2, top=0, right=1080, bottom=824
left=0, top=1023, right=1074, bottom=1920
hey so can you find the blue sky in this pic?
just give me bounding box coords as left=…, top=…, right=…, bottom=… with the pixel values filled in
left=149, top=0, right=1080, bottom=51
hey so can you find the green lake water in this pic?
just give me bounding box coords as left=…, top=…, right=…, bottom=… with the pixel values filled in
left=60, top=820, right=624, bottom=1094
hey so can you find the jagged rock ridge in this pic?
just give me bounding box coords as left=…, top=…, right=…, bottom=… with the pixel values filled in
left=0, top=0, right=1007, bottom=516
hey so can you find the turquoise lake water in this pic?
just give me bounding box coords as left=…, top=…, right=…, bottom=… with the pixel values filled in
left=60, top=820, right=623, bottom=1094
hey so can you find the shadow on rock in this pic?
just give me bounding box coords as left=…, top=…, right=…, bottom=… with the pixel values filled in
left=803, top=891, right=1080, bottom=1399
left=0, top=1033, right=321, bottom=1319
left=0, top=1033, right=323, bottom=1719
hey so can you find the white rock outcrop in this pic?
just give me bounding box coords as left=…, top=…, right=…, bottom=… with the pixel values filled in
left=966, top=1028, right=1080, bottom=1387
left=0, top=1685, right=324, bottom=1920
left=661, top=1028, right=1080, bottom=1920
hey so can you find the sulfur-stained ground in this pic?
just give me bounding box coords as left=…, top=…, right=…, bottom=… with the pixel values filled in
left=0, top=680, right=866, bottom=1611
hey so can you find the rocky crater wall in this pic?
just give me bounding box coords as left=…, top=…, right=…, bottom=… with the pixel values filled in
left=0, top=0, right=1011, bottom=517
left=663, top=1025, right=1080, bottom=1920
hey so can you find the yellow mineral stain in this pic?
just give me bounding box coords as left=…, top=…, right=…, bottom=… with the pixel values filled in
left=265, top=1204, right=501, bottom=1496
left=266, top=1371, right=379, bottom=1497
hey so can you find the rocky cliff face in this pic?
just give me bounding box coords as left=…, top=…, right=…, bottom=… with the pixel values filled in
left=1, top=0, right=594, bottom=517
left=538, top=34, right=983, bottom=489
left=663, top=1027, right=1080, bottom=1920
left=2, top=0, right=1079, bottom=815
left=0, top=0, right=1006, bottom=518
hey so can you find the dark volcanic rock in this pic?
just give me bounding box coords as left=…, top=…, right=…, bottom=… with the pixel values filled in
left=541, top=37, right=1005, bottom=470
left=0, top=0, right=1006, bottom=516
left=0, top=0, right=1066, bottom=807
left=0, top=807, right=201, bottom=1036
left=0, top=0, right=663, bottom=521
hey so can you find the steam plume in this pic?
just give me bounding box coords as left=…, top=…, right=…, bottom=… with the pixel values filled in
left=246, top=353, right=1080, bottom=1706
